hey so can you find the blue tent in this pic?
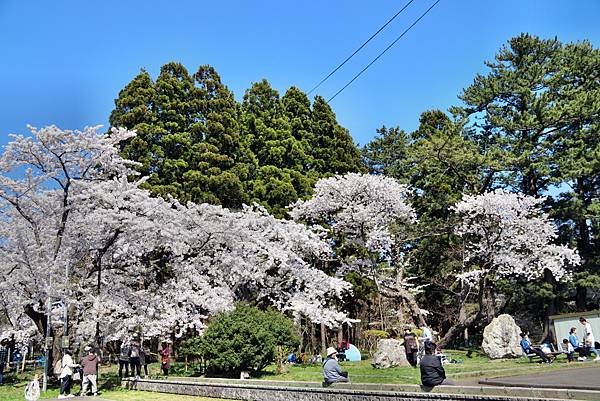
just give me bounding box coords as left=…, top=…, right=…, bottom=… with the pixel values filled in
left=344, top=344, right=361, bottom=362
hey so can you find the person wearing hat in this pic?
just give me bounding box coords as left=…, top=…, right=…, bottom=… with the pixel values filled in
left=322, top=346, right=349, bottom=386
left=80, top=346, right=99, bottom=396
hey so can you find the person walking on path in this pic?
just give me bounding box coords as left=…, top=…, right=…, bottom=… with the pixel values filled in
left=519, top=332, right=551, bottom=363
left=579, top=317, right=600, bottom=361
left=58, top=349, right=79, bottom=398
left=420, top=342, right=454, bottom=388
left=322, top=347, right=349, bottom=386
left=0, top=338, right=8, bottom=385
left=80, top=346, right=99, bottom=396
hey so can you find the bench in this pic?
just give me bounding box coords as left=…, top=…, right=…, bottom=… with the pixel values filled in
left=522, top=344, right=562, bottom=362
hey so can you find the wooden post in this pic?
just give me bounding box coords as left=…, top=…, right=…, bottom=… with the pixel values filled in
left=21, top=346, right=27, bottom=374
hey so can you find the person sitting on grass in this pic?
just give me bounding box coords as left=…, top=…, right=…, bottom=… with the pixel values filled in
left=322, top=347, right=349, bottom=386
left=420, top=341, right=454, bottom=388
left=519, top=332, right=551, bottom=363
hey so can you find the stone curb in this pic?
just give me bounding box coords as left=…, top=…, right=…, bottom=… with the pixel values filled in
left=122, top=377, right=600, bottom=400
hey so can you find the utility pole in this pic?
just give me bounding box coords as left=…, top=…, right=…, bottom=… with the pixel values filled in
left=62, top=262, right=70, bottom=351
left=42, top=296, right=51, bottom=392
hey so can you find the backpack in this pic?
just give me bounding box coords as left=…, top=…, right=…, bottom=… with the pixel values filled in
left=53, top=358, right=63, bottom=376
left=405, top=334, right=418, bottom=351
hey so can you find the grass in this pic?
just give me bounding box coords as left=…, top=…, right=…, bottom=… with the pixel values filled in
left=0, top=363, right=230, bottom=401
left=1, top=349, right=593, bottom=399
left=253, top=349, right=595, bottom=384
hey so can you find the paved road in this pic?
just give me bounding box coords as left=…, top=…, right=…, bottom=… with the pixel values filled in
left=479, top=365, right=600, bottom=391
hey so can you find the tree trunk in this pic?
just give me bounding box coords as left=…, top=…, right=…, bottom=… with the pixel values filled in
left=320, top=322, right=326, bottom=354
left=438, top=306, right=482, bottom=348
left=575, top=178, right=592, bottom=310
left=540, top=269, right=558, bottom=343
left=24, top=303, right=46, bottom=336
left=310, top=323, right=317, bottom=354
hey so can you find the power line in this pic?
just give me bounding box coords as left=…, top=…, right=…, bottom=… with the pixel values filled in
left=307, top=0, right=416, bottom=95
left=328, top=0, right=442, bottom=103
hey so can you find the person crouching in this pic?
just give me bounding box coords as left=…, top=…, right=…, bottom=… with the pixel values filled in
left=322, top=347, right=349, bottom=386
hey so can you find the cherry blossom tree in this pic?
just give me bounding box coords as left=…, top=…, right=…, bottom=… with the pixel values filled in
left=439, top=189, right=580, bottom=346
left=289, top=173, right=426, bottom=327
left=0, top=125, right=351, bottom=360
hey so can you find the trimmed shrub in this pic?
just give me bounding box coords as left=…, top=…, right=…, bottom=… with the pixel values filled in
left=199, top=304, right=299, bottom=374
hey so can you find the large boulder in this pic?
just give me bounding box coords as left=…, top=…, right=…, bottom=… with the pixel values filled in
left=482, top=314, right=523, bottom=359
left=372, top=339, right=409, bottom=368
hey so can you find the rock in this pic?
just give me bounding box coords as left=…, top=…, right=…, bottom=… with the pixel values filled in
left=482, top=314, right=523, bottom=359
left=371, top=338, right=410, bottom=368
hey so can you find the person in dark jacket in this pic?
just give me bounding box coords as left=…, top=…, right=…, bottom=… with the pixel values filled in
left=0, top=338, right=8, bottom=385
left=420, top=342, right=454, bottom=387
left=403, top=327, right=419, bottom=367
left=80, top=346, right=99, bottom=396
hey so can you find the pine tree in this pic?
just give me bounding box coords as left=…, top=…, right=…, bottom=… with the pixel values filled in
left=457, top=33, right=564, bottom=196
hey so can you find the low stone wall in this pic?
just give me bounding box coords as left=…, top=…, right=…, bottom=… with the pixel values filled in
left=122, top=377, right=600, bottom=401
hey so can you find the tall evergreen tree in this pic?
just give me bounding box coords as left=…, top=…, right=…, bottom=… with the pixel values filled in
left=242, top=81, right=315, bottom=215
left=109, top=69, right=158, bottom=176
left=150, top=62, right=198, bottom=200
left=184, top=65, right=250, bottom=207
left=549, top=41, right=600, bottom=310
left=457, top=33, right=564, bottom=196
left=110, top=64, right=365, bottom=216
left=311, top=96, right=365, bottom=174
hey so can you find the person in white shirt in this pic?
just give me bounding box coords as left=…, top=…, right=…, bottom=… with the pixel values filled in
left=579, top=317, right=600, bottom=361
left=421, top=325, right=433, bottom=343
left=58, top=349, right=79, bottom=398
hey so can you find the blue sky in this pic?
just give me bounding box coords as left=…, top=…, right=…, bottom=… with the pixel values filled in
left=1, top=0, right=599, bottom=148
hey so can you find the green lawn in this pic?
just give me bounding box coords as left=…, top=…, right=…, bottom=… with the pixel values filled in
left=0, top=364, right=229, bottom=401
left=1, top=350, right=592, bottom=400
left=254, top=349, right=593, bottom=384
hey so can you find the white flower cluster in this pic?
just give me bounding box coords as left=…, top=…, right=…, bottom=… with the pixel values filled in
left=0, top=125, right=351, bottom=343
left=453, top=189, right=580, bottom=282
left=290, top=173, right=415, bottom=254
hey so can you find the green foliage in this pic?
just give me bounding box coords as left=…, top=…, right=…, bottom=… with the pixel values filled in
left=362, top=329, right=389, bottom=339
left=199, top=305, right=299, bottom=374
left=362, top=34, right=600, bottom=343
left=110, top=64, right=365, bottom=216
left=180, top=336, right=204, bottom=359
